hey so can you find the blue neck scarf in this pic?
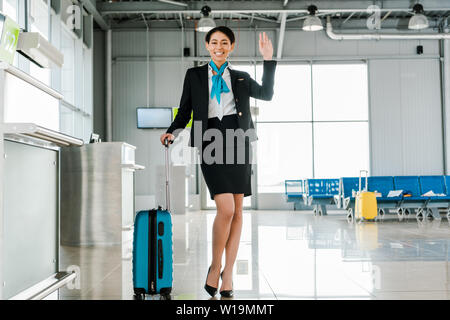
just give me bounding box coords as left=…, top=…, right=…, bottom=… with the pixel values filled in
left=209, top=60, right=230, bottom=104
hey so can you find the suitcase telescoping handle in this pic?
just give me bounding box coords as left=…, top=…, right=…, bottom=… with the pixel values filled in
left=359, top=170, right=369, bottom=193
left=164, top=138, right=172, bottom=212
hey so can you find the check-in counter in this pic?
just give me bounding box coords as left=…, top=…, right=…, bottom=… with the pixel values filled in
left=60, top=142, right=144, bottom=251
left=0, top=63, right=82, bottom=300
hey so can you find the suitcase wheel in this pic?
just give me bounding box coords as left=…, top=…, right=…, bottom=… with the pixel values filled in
left=133, top=293, right=145, bottom=300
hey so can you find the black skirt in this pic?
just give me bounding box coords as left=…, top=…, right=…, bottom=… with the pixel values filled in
left=200, top=114, right=252, bottom=200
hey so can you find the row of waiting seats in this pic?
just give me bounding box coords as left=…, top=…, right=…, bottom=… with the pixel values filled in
left=285, top=176, right=450, bottom=220
left=285, top=179, right=339, bottom=216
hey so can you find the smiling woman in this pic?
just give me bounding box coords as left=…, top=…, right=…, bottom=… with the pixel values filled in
left=160, top=25, right=276, bottom=299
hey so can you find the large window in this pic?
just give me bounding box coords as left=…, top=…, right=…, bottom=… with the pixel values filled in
left=257, top=122, right=313, bottom=194
left=257, top=64, right=312, bottom=122
left=251, top=62, right=369, bottom=193
left=313, top=122, right=369, bottom=178
left=311, top=64, right=369, bottom=178
left=312, top=64, right=368, bottom=121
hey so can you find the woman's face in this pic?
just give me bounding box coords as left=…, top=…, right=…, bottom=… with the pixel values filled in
left=205, top=31, right=235, bottom=65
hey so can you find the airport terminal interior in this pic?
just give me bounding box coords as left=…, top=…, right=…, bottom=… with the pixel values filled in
left=1, top=0, right=450, bottom=300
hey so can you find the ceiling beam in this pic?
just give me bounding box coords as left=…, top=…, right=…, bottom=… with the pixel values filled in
left=234, top=13, right=278, bottom=24
left=277, top=13, right=287, bottom=59
left=79, top=0, right=110, bottom=30
left=97, top=0, right=450, bottom=16
left=157, top=0, right=188, bottom=7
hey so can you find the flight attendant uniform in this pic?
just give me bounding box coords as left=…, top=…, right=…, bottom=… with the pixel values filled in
left=201, top=63, right=252, bottom=200
left=166, top=60, right=277, bottom=201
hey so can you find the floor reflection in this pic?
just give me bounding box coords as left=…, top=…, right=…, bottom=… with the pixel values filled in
left=59, top=211, right=450, bottom=300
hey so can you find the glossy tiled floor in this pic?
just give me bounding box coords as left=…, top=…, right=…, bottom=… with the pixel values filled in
left=59, top=210, right=450, bottom=300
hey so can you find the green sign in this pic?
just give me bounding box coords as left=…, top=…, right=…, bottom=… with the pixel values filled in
left=0, top=14, right=20, bottom=65
left=173, top=108, right=193, bottom=128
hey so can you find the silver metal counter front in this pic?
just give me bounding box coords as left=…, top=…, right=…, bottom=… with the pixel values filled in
left=60, top=142, right=144, bottom=246
left=2, top=140, right=59, bottom=299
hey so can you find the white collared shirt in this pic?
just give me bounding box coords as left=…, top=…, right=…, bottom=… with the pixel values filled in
left=208, top=63, right=237, bottom=120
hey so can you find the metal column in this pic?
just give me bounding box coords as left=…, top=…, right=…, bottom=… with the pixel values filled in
left=442, top=39, right=450, bottom=174
left=106, top=29, right=112, bottom=142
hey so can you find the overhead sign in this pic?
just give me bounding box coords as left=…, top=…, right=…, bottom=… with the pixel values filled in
left=0, top=14, right=20, bottom=65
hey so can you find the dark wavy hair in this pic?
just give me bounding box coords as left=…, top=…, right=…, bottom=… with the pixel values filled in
left=205, top=26, right=235, bottom=44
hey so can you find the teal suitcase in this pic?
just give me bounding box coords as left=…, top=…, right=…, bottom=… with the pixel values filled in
left=133, top=140, right=173, bottom=299
left=133, top=208, right=173, bottom=298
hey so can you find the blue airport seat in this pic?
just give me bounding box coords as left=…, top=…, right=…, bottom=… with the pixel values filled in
left=427, top=195, right=450, bottom=201
left=341, top=177, right=366, bottom=199
left=304, top=179, right=340, bottom=216
left=285, top=180, right=305, bottom=203
left=340, top=177, right=366, bottom=210
left=306, top=179, right=339, bottom=199
left=284, top=180, right=312, bottom=210
left=310, top=194, right=336, bottom=199
left=444, top=176, right=450, bottom=196
left=392, top=176, right=431, bottom=218
left=418, top=176, right=450, bottom=219
left=417, top=176, right=450, bottom=219
left=420, top=175, right=450, bottom=200
left=285, top=180, right=304, bottom=198
left=393, top=176, right=428, bottom=202
left=367, top=176, right=401, bottom=202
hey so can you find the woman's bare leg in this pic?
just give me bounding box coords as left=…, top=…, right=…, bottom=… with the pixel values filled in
left=220, top=194, right=244, bottom=292
left=206, top=193, right=235, bottom=289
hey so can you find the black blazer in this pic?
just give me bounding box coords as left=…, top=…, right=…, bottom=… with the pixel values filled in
left=166, top=60, right=277, bottom=148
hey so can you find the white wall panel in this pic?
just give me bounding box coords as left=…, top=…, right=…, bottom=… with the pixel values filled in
left=398, top=39, right=439, bottom=56
left=399, top=59, right=443, bottom=174
left=113, top=30, right=183, bottom=57
left=283, top=31, right=317, bottom=57
left=315, top=34, right=359, bottom=57
left=369, top=59, right=443, bottom=176
left=113, top=31, right=147, bottom=57
left=369, top=60, right=404, bottom=175
left=359, top=39, right=402, bottom=56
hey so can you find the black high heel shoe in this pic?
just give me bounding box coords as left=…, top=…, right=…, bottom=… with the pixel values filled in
left=204, top=267, right=218, bottom=297
left=220, top=272, right=234, bottom=298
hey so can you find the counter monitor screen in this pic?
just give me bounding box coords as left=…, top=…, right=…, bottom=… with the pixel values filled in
left=137, top=107, right=173, bottom=129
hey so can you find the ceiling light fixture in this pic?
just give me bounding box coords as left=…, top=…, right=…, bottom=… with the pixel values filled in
left=303, top=5, right=323, bottom=31
left=408, top=4, right=429, bottom=30
left=197, top=6, right=216, bottom=32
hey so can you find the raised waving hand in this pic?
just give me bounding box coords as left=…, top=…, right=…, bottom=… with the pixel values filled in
left=259, top=32, right=273, bottom=60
